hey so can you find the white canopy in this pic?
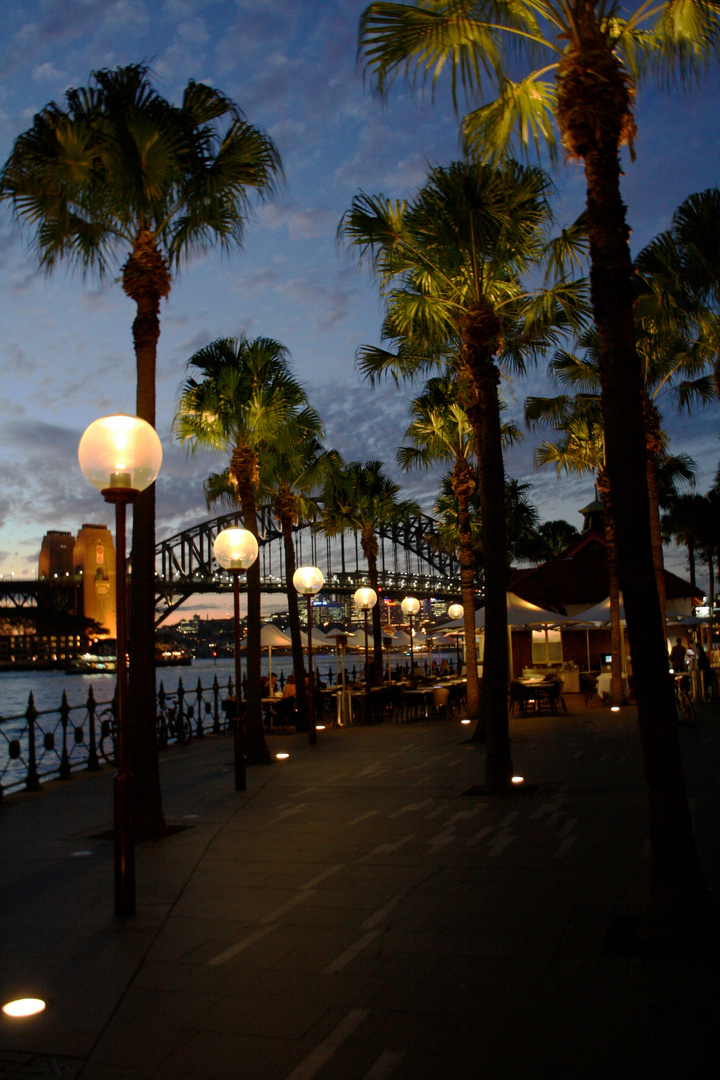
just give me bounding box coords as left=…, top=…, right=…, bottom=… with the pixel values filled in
left=574, top=595, right=626, bottom=624
left=299, top=627, right=330, bottom=648
left=443, top=592, right=578, bottom=630
left=259, top=624, right=293, bottom=648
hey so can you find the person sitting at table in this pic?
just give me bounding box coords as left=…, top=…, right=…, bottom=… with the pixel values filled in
left=260, top=675, right=270, bottom=698
left=283, top=672, right=297, bottom=698
left=440, top=658, right=450, bottom=677
left=270, top=672, right=281, bottom=697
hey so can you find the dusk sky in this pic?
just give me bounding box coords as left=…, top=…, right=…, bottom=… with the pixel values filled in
left=1, top=0, right=718, bottom=620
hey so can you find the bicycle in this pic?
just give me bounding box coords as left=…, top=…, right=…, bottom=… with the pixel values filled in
left=673, top=673, right=696, bottom=725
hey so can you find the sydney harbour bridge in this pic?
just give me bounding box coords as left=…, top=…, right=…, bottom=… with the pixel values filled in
left=1, top=508, right=466, bottom=626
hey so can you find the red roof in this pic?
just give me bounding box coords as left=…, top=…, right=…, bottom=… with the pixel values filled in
left=508, top=528, right=700, bottom=613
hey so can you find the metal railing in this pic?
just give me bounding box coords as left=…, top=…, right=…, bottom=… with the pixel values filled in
left=0, top=674, right=236, bottom=801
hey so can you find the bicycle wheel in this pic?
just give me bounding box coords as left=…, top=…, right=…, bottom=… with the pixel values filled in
left=679, top=691, right=696, bottom=725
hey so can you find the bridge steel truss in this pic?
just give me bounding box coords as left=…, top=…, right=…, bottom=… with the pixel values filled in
left=155, top=507, right=463, bottom=624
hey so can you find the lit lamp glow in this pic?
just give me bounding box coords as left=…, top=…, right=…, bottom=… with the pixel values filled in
left=79, top=415, right=162, bottom=919
left=401, top=596, right=421, bottom=678
left=293, top=566, right=324, bottom=744
left=214, top=527, right=259, bottom=790
left=3, top=998, right=46, bottom=1018
left=354, top=587, right=377, bottom=716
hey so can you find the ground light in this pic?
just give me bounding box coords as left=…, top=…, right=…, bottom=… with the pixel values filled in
left=511, top=776, right=525, bottom=784
left=276, top=752, right=289, bottom=760
left=611, top=706, right=621, bottom=712
left=461, top=718, right=471, bottom=725
left=3, top=998, right=46, bottom=1018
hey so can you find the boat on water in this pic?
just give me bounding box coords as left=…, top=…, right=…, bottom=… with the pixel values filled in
left=66, top=652, right=117, bottom=673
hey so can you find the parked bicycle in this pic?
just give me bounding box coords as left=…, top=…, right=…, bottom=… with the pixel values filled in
left=673, top=673, right=696, bottom=725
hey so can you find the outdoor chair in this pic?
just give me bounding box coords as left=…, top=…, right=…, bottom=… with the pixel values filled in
left=431, top=686, right=451, bottom=720
left=270, top=696, right=296, bottom=731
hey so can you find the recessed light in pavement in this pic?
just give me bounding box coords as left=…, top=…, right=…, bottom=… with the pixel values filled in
left=3, top=998, right=46, bottom=1018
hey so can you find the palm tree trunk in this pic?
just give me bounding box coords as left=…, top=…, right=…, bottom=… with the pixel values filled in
left=454, top=466, right=480, bottom=723
left=280, top=515, right=310, bottom=730
left=643, top=397, right=667, bottom=634
left=597, top=471, right=625, bottom=706
left=583, top=131, right=711, bottom=937
left=460, top=316, right=513, bottom=790
left=127, top=287, right=165, bottom=838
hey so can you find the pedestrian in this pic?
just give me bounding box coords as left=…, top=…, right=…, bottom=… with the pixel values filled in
left=669, top=637, right=687, bottom=672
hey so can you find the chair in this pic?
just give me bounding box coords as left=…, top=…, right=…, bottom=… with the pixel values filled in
left=270, top=696, right=296, bottom=731
left=431, top=686, right=451, bottom=720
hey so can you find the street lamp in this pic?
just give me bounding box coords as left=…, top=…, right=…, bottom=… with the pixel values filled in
left=78, top=414, right=162, bottom=917
left=401, top=596, right=421, bottom=680
left=293, top=565, right=324, bottom=744
left=448, top=602, right=464, bottom=672
left=354, top=586, right=377, bottom=719
left=214, top=527, right=259, bottom=791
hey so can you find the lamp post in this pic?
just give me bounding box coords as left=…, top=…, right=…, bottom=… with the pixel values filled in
left=293, top=566, right=324, bottom=744
left=354, top=587, right=377, bottom=720
left=78, top=414, right=162, bottom=917
left=448, top=602, right=464, bottom=672
left=214, top=527, right=259, bottom=791
left=401, top=596, right=421, bottom=680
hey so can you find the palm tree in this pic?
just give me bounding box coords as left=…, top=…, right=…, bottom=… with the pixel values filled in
left=320, top=460, right=420, bottom=685
left=535, top=519, right=580, bottom=560
left=531, top=332, right=707, bottom=626
left=358, top=0, right=719, bottom=936
left=340, top=158, right=587, bottom=789
left=639, top=188, right=720, bottom=402
left=257, top=412, right=341, bottom=732
left=174, top=336, right=306, bottom=765
left=0, top=63, right=282, bottom=836
left=398, top=373, right=482, bottom=721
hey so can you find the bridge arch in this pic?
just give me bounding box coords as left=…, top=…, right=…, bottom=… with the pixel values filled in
left=154, top=507, right=463, bottom=624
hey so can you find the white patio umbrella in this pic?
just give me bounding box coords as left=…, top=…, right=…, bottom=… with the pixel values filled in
left=574, top=595, right=627, bottom=674
left=258, top=623, right=292, bottom=691
left=442, top=592, right=579, bottom=676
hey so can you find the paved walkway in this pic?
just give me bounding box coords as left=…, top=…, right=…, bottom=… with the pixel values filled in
left=1, top=696, right=719, bottom=1080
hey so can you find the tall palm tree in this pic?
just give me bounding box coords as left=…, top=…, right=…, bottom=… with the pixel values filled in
left=340, top=158, right=587, bottom=789
left=398, top=374, right=482, bottom=721
left=0, top=63, right=282, bottom=836
left=358, top=0, right=719, bottom=936
left=174, top=336, right=306, bottom=764
left=320, top=461, right=420, bottom=685
left=257, top=412, right=341, bottom=731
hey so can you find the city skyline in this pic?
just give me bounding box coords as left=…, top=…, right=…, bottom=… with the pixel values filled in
left=1, top=0, right=719, bottom=620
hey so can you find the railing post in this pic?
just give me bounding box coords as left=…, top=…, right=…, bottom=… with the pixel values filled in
left=86, top=685, right=100, bottom=771
left=25, top=692, right=41, bottom=792
left=212, top=675, right=221, bottom=734
left=177, top=677, right=185, bottom=741
left=195, top=678, right=205, bottom=738
left=59, top=690, right=71, bottom=780
left=157, top=681, right=168, bottom=749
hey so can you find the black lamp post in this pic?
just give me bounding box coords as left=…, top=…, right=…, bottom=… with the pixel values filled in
left=79, top=414, right=162, bottom=918
left=448, top=602, right=464, bottom=672
left=293, top=565, right=324, bottom=744
left=401, top=596, right=420, bottom=679
left=354, top=586, right=377, bottom=720
left=213, top=527, right=259, bottom=791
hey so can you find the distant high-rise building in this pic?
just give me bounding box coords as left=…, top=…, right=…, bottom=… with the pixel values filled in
left=38, top=530, right=75, bottom=580
left=72, top=523, right=116, bottom=638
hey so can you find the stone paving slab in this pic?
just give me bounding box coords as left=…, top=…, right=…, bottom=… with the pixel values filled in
left=1, top=697, right=719, bottom=1079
